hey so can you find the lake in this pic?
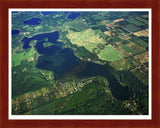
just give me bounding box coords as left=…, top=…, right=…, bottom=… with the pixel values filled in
left=23, top=18, right=42, bottom=25
left=41, top=11, right=69, bottom=16
left=12, top=11, right=19, bottom=13
left=41, top=11, right=56, bottom=16
left=67, top=12, right=80, bottom=19
left=21, top=31, right=130, bottom=100
left=12, top=30, right=20, bottom=35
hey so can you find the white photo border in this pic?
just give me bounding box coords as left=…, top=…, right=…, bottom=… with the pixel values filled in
left=9, top=8, right=152, bottom=120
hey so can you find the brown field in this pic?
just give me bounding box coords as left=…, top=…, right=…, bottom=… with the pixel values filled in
left=134, top=52, right=149, bottom=64
left=101, top=20, right=110, bottom=23
left=127, top=42, right=136, bottom=47
left=133, top=29, right=148, bottom=37
left=113, top=18, right=124, bottom=23
left=119, top=34, right=131, bottom=40
left=106, top=23, right=115, bottom=27
left=115, top=42, right=122, bottom=46
left=104, top=31, right=111, bottom=36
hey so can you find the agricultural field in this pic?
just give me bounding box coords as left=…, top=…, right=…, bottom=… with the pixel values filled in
left=141, top=14, right=148, bottom=18
left=12, top=48, right=36, bottom=67
left=67, top=29, right=123, bottom=62
left=130, top=37, right=148, bottom=47
left=109, top=59, right=133, bottom=70
left=135, top=17, right=148, bottom=24
left=120, top=42, right=146, bottom=56
left=134, top=52, right=149, bottom=64
left=127, top=19, right=144, bottom=26
left=131, top=68, right=148, bottom=86
left=122, top=24, right=140, bottom=33
left=66, top=28, right=106, bottom=53
left=119, top=34, right=131, bottom=41
left=121, top=45, right=134, bottom=54
left=59, top=19, right=88, bottom=32
left=133, top=29, right=148, bottom=37
left=98, top=45, right=123, bottom=62
left=113, top=18, right=124, bottom=23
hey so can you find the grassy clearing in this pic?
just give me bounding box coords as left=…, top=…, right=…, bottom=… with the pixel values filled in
left=12, top=48, right=36, bottom=67
left=67, top=28, right=106, bottom=53
left=98, top=45, right=123, bottom=62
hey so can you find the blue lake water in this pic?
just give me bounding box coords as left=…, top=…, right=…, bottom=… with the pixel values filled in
left=41, top=11, right=56, bottom=16
left=21, top=31, right=130, bottom=100
left=67, top=12, right=80, bottom=19
left=23, top=18, right=42, bottom=25
left=12, top=11, right=19, bottom=13
left=12, top=30, right=20, bottom=35
left=22, top=31, right=62, bottom=49
left=21, top=37, right=32, bottom=49
left=63, top=12, right=69, bottom=14
left=41, top=11, right=69, bottom=16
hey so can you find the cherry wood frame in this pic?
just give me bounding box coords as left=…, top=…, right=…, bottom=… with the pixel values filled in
left=0, top=0, right=160, bottom=128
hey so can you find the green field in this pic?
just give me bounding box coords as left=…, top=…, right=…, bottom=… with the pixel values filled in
left=124, top=24, right=140, bottom=32
left=131, top=69, right=148, bottom=86
left=110, top=59, right=133, bottom=70
left=122, top=40, right=130, bottom=44
left=94, top=29, right=107, bottom=39
left=130, top=37, right=148, bottom=47
left=127, top=19, right=144, bottom=26
left=135, top=17, right=148, bottom=24
left=98, top=45, right=123, bottom=62
left=12, top=48, right=36, bottom=66
left=121, top=45, right=134, bottom=53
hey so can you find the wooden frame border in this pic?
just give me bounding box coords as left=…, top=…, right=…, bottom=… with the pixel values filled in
left=0, top=0, right=160, bottom=128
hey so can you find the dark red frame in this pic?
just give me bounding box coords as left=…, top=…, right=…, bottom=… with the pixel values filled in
left=0, top=0, right=160, bottom=128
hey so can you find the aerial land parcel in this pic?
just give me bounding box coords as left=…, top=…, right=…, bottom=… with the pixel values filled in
left=67, top=29, right=123, bottom=62
left=12, top=48, right=36, bottom=66
left=133, top=29, right=148, bottom=37
left=98, top=45, right=123, bottom=62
